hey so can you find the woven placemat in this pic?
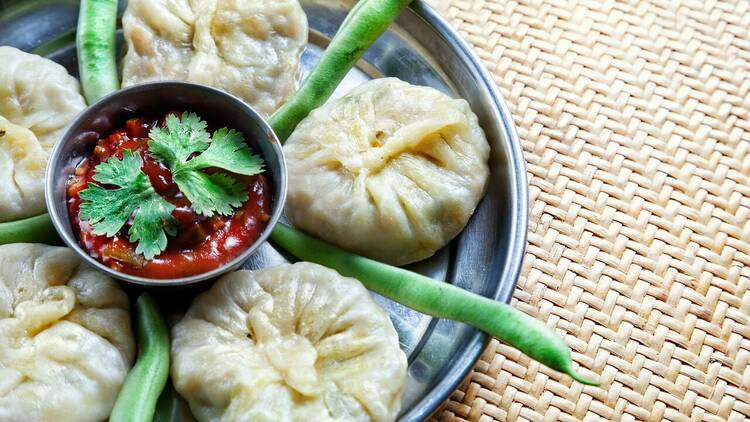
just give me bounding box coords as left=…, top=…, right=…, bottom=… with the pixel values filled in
left=425, top=0, right=750, bottom=420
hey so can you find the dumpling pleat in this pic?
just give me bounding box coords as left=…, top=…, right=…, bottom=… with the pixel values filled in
left=284, top=78, right=490, bottom=265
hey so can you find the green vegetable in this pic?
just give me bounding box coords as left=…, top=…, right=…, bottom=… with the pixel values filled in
left=0, top=214, right=60, bottom=245
left=78, top=150, right=176, bottom=259
left=270, top=223, right=598, bottom=385
left=110, top=293, right=170, bottom=422
left=148, top=112, right=265, bottom=216
left=77, top=0, right=119, bottom=103
left=269, top=0, right=413, bottom=141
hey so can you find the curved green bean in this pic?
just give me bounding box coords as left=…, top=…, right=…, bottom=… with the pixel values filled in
left=110, top=293, right=170, bottom=422
left=270, top=223, right=598, bottom=385
left=0, top=214, right=60, bottom=245
left=77, top=0, right=119, bottom=103
left=269, top=0, right=413, bottom=141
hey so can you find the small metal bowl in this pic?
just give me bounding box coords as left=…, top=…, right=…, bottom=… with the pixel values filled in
left=45, top=81, right=287, bottom=287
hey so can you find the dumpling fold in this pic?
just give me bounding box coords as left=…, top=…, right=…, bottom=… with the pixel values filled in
left=121, top=0, right=308, bottom=117
left=171, top=262, right=407, bottom=422
left=284, top=78, right=491, bottom=265
left=0, top=46, right=86, bottom=222
left=0, top=244, right=135, bottom=422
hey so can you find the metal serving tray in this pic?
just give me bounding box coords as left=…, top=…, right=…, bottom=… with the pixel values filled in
left=0, top=0, right=528, bottom=420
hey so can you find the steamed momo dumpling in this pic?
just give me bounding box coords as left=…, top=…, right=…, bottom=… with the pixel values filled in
left=284, top=78, right=491, bottom=265
left=0, top=244, right=135, bottom=422
left=0, top=117, right=47, bottom=221
left=0, top=47, right=86, bottom=149
left=0, top=46, right=86, bottom=222
left=121, top=0, right=307, bottom=117
left=171, top=262, right=407, bottom=422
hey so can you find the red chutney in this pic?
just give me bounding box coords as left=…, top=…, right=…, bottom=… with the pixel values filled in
left=67, top=113, right=273, bottom=279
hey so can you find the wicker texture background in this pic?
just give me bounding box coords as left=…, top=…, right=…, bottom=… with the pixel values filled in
left=425, top=0, right=750, bottom=420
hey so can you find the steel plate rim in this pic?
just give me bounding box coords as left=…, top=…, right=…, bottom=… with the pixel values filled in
left=398, top=2, right=529, bottom=421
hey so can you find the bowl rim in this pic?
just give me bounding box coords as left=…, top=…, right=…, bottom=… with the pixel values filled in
left=44, top=81, right=288, bottom=287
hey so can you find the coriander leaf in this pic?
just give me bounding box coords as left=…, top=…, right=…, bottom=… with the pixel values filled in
left=79, top=150, right=146, bottom=236
left=91, top=150, right=143, bottom=186
left=146, top=113, right=265, bottom=217
left=78, top=150, right=176, bottom=259
left=181, top=128, right=265, bottom=176
left=79, top=183, right=137, bottom=237
left=129, top=196, right=177, bottom=260
left=172, top=171, right=248, bottom=216
left=148, top=112, right=210, bottom=167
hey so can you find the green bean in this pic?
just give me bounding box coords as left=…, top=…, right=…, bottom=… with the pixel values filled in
left=77, top=0, right=119, bottom=103
left=269, top=0, right=413, bottom=141
left=110, top=293, right=170, bottom=422
left=0, top=214, right=60, bottom=245
left=270, top=223, right=598, bottom=385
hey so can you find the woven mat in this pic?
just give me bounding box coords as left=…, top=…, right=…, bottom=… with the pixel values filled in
left=424, top=0, right=750, bottom=420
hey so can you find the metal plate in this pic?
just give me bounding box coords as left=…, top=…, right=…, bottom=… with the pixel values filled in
left=0, top=1, right=528, bottom=420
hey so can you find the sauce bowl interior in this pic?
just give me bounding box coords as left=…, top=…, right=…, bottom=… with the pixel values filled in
left=45, top=81, right=287, bottom=287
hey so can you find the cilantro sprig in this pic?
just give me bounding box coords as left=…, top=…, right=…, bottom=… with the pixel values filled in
left=77, top=112, right=265, bottom=260
left=79, top=150, right=176, bottom=260
left=148, top=113, right=265, bottom=216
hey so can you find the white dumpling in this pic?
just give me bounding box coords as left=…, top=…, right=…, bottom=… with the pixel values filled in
left=171, top=262, right=407, bottom=422
left=121, top=0, right=308, bottom=117
left=0, top=46, right=86, bottom=222
left=0, top=46, right=86, bottom=149
left=284, top=78, right=491, bottom=265
left=0, top=117, right=47, bottom=221
left=0, top=244, right=135, bottom=422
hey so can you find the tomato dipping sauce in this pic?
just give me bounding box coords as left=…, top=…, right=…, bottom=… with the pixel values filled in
left=66, top=112, right=273, bottom=279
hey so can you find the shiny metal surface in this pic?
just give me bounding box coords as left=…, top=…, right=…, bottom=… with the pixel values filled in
left=1, top=1, right=528, bottom=420
left=45, top=82, right=288, bottom=287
